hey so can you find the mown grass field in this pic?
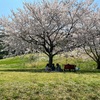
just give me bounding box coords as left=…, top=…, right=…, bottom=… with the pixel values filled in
left=0, top=53, right=100, bottom=100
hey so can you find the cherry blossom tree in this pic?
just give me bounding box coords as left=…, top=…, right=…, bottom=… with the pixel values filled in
left=0, top=0, right=96, bottom=68
left=76, top=6, right=100, bottom=69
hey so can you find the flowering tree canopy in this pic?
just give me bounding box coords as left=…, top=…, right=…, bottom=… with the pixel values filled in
left=0, top=0, right=99, bottom=68
left=77, top=7, right=100, bottom=69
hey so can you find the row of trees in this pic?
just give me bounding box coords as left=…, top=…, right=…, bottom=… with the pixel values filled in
left=0, top=28, right=8, bottom=58
left=0, top=0, right=100, bottom=69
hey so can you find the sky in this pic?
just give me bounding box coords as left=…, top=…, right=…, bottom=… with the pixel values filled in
left=0, top=0, right=100, bottom=17
left=0, top=0, right=42, bottom=17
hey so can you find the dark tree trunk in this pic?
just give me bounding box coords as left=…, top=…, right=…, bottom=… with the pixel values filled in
left=97, top=60, right=100, bottom=69
left=48, top=54, right=53, bottom=68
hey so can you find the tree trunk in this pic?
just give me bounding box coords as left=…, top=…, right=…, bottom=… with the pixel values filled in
left=97, top=60, right=100, bottom=69
left=48, top=54, right=53, bottom=68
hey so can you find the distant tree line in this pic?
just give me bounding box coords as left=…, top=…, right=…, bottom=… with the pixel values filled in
left=0, top=28, right=8, bottom=59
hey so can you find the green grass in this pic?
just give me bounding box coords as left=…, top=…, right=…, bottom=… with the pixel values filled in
left=0, top=72, right=100, bottom=100
left=0, top=53, right=100, bottom=100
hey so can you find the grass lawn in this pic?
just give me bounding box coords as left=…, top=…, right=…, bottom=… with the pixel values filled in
left=0, top=54, right=100, bottom=100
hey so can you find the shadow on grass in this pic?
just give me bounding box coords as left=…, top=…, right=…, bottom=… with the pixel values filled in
left=0, top=68, right=45, bottom=73
left=76, top=70, right=100, bottom=74
left=0, top=68, right=100, bottom=73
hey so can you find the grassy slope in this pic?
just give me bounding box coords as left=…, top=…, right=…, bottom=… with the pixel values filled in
left=0, top=53, right=97, bottom=70
left=0, top=54, right=100, bottom=100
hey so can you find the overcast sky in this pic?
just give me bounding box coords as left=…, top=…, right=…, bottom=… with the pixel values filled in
left=0, top=0, right=100, bottom=17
